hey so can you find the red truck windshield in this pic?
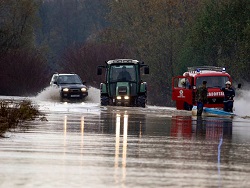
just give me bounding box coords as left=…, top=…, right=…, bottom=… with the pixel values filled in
left=196, top=76, right=229, bottom=88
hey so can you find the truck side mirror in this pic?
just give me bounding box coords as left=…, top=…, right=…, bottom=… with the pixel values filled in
left=97, top=67, right=102, bottom=75
left=238, top=83, right=241, bottom=89
left=144, top=66, right=149, bottom=74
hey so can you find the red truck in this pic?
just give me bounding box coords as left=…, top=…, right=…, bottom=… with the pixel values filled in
left=172, top=66, right=233, bottom=110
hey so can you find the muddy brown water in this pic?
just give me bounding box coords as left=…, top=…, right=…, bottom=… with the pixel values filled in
left=1, top=94, right=250, bottom=187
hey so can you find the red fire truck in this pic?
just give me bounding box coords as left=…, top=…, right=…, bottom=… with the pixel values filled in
left=172, top=66, right=232, bottom=110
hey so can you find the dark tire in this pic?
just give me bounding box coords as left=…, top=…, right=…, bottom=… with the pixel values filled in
left=101, top=96, right=109, bottom=106
left=137, top=95, right=146, bottom=108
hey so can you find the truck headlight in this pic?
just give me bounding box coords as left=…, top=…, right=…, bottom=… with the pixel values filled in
left=124, top=96, right=129, bottom=100
left=81, top=88, right=87, bottom=92
left=63, top=88, right=69, bottom=92
left=117, top=96, right=122, bottom=100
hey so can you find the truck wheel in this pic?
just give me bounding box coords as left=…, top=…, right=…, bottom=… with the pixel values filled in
left=101, top=96, right=109, bottom=106
left=137, top=95, right=146, bottom=108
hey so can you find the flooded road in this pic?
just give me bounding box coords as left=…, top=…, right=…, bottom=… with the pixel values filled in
left=1, top=88, right=250, bottom=187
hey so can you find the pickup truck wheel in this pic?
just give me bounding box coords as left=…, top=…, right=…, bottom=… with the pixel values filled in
left=101, top=96, right=109, bottom=106
left=137, top=95, right=146, bottom=108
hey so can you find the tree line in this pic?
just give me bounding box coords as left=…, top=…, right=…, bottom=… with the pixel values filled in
left=0, top=0, right=249, bottom=105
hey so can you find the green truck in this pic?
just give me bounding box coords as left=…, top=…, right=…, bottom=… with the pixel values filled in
left=97, top=59, right=149, bottom=107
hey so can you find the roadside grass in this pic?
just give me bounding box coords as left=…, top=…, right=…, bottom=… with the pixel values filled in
left=0, top=100, right=46, bottom=137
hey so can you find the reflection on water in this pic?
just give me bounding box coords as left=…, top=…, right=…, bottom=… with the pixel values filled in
left=81, top=116, right=84, bottom=144
left=62, top=112, right=131, bottom=185
left=122, top=114, right=128, bottom=183
left=171, top=116, right=233, bottom=140
left=1, top=105, right=250, bottom=188
left=114, top=113, right=128, bottom=184
left=193, top=117, right=232, bottom=140
left=63, top=115, right=86, bottom=135
left=115, top=114, right=120, bottom=169
left=64, top=115, right=67, bottom=136
left=217, top=134, right=223, bottom=187
left=171, top=116, right=192, bottom=138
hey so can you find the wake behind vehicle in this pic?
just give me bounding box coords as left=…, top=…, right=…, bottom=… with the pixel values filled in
left=50, top=73, right=88, bottom=101
left=172, top=66, right=236, bottom=111
left=97, top=59, right=149, bottom=107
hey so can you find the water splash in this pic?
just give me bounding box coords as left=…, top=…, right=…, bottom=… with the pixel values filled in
left=35, top=86, right=61, bottom=101
left=85, top=87, right=100, bottom=103
left=234, top=90, right=250, bottom=117
left=35, top=86, right=100, bottom=103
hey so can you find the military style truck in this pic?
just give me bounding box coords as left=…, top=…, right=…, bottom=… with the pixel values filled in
left=97, top=59, right=149, bottom=107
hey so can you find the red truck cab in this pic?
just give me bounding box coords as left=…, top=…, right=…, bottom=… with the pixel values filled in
left=172, top=66, right=232, bottom=110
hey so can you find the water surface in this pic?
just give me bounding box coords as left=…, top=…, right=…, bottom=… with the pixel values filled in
left=0, top=94, right=250, bottom=187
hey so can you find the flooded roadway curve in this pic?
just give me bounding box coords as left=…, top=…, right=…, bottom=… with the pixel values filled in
left=1, top=95, right=250, bottom=187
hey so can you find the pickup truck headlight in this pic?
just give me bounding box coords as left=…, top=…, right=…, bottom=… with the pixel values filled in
left=81, top=88, right=87, bottom=92
left=63, top=88, right=69, bottom=92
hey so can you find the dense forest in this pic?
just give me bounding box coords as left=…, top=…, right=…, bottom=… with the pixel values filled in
left=0, top=0, right=249, bottom=105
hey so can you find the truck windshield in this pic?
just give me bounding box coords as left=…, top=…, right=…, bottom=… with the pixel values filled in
left=57, top=75, right=82, bottom=84
left=196, top=76, right=229, bottom=88
left=109, top=65, right=136, bottom=82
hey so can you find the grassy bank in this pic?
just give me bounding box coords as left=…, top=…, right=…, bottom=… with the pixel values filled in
left=0, top=100, right=45, bottom=137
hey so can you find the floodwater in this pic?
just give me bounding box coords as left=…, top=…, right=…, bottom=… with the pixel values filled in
left=1, top=87, right=250, bottom=188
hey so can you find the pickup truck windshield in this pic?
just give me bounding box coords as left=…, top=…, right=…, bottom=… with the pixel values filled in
left=196, top=76, right=229, bottom=88
left=57, top=75, right=82, bottom=84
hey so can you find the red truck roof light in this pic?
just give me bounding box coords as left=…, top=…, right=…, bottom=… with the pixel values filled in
left=188, top=66, right=226, bottom=73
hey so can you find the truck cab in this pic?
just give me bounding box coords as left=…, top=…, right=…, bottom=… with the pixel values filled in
left=172, top=66, right=232, bottom=110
